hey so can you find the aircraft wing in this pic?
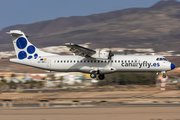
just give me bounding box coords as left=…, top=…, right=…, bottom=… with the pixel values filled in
left=65, top=43, right=96, bottom=57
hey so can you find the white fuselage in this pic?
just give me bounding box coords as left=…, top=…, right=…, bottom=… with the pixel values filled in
left=10, top=55, right=172, bottom=74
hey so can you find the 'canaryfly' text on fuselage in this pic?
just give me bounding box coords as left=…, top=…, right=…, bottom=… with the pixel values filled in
left=121, top=61, right=160, bottom=68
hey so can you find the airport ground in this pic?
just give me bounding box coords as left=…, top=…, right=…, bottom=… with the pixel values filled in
left=1, top=90, right=180, bottom=120
left=0, top=106, right=180, bottom=120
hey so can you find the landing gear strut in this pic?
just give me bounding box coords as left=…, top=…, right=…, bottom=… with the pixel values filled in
left=161, top=71, right=167, bottom=78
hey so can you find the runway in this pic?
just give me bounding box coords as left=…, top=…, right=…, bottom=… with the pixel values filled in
left=1, top=102, right=180, bottom=108
left=1, top=90, right=180, bottom=120
left=0, top=106, right=180, bottom=120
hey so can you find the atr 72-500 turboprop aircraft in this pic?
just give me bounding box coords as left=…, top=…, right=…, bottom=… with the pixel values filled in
left=7, top=30, right=175, bottom=80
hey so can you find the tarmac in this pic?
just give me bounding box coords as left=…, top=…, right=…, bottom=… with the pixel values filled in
left=1, top=90, right=180, bottom=120
left=0, top=106, right=180, bottom=120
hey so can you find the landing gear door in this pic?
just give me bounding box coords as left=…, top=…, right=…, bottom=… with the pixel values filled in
left=47, top=60, right=51, bottom=68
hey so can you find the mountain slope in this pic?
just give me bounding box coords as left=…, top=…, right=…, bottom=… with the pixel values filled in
left=1, top=0, right=180, bottom=52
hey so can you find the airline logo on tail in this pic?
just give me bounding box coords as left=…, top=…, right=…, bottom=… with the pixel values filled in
left=8, top=30, right=57, bottom=61
left=16, top=37, right=38, bottom=60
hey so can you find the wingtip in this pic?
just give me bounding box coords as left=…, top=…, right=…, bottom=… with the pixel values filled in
left=6, top=32, right=11, bottom=34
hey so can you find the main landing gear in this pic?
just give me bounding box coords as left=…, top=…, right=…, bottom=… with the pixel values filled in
left=90, top=72, right=105, bottom=80
left=98, top=74, right=105, bottom=80
left=90, top=72, right=97, bottom=78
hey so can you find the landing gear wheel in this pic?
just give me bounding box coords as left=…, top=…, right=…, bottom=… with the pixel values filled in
left=162, top=74, right=166, bottom=78
left=90, top=73, right=97, bottom=78
left=98, top=74, right=105, bottom=80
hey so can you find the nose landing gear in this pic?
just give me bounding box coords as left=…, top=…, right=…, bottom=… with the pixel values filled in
left=162, top=74, right=166, bottom=78
left=156, top=71, right=168, bottom=90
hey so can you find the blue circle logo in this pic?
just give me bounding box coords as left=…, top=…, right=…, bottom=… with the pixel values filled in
left=16, top=37, right=28, bottom=49
left=27, top=45, right=35, bottom=54
left=18, top=51, right=27, bottom=60
left=28, top=56, right=33, bottom=59
left=34, top=53, right=38, bottom=59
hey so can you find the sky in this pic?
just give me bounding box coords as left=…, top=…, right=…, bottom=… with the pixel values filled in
left=0, top=0, right=179, bottom=30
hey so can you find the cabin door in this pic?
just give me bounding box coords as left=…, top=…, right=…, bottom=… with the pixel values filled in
left=47, top=60, right=51, bottom=68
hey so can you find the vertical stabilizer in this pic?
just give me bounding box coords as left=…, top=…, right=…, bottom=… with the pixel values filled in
left=7, top=30, right=55, bottom=60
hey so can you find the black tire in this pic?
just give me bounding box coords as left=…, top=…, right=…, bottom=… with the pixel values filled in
left=162, top=74, right=166, bottom=78
left=98, top=74, right=105, bottom=80
left=90, top=73, right=96, bottom=78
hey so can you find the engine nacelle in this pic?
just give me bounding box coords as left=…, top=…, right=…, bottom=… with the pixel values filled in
left=91, top=51, right=113, bottom=59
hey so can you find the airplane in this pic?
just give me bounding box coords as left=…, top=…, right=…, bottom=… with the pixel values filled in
left=7, top=30, right=176, bottom=80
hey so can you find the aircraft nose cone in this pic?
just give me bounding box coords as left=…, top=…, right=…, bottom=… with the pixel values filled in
left=171, top=63, right=176, bottom=70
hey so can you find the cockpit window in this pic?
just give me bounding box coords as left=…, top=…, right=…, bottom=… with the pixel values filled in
left=163, top=58, right=167, bottom=61
left=156, top=57, right=167, bottom=61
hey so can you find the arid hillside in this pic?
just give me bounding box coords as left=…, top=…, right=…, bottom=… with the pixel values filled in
left=0, top=1, right=180, bottom=52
